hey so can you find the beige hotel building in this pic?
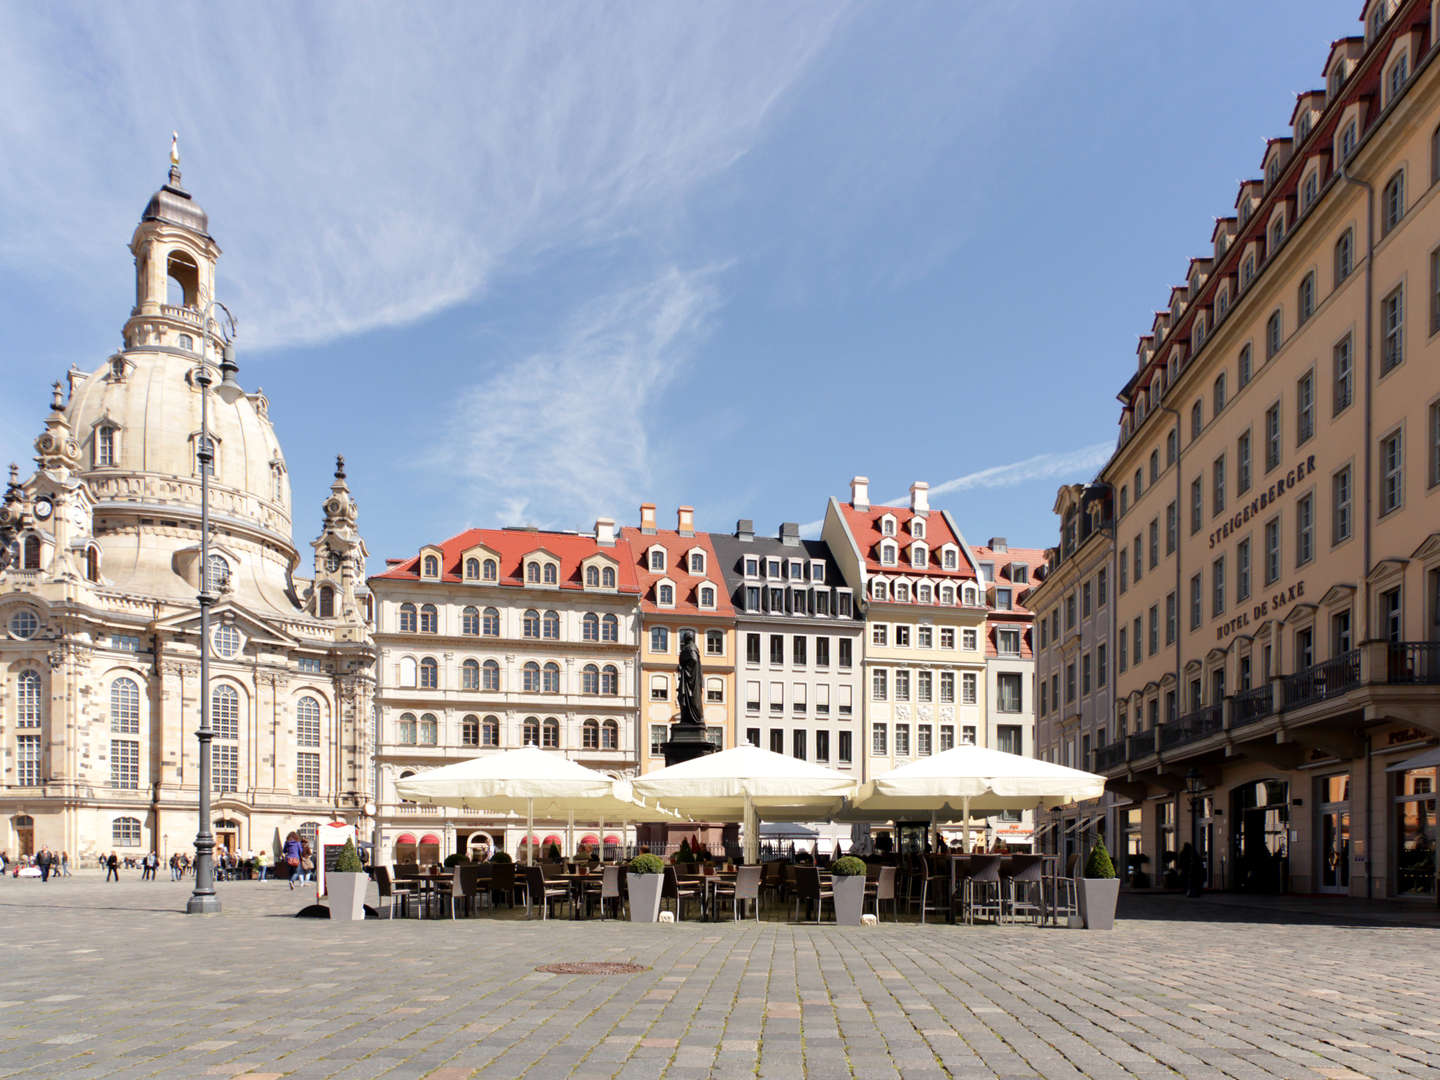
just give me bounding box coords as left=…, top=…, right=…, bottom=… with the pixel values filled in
left=1096, top=0, right=1440, bottom=901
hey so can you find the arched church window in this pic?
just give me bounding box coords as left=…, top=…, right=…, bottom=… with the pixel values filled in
left=23, top=535, right=41, bottom=570
left=204, top=554, right=230, bottom=593
left=166, top=250, right=199, bottom=309
left=317, top=585, right=334, bottom=619
left=86, top=547, right=100, bottom=582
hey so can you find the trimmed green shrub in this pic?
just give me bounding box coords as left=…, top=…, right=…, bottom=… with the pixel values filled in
left=335, top=839, right=364, bottom=874
left=489, top=851, right=512, bottom=864
left=830, top=856, right=867, bottom=877
left=629, top=853, right=666, bottom=875
left=675, top=840, right=696, bottom=864
left=1084, top=837, right=1117, bottom=879
left=443, top=853, right=470, bottom=868
left=546, top=842, right=562, bottom=862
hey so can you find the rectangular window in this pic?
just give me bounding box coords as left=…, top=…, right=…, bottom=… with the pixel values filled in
left=1265, top=517, right=1281, bottom=585
left=916, top=670, right=932, bottom=703
left=1097, top=568, right=1107, bottom=607
left=1296, top=493, right=1315, bottom=566
left=838, top=731, right=852, bottom=763
left=111, top=739, right=139, bottom=790
left=940, top=627, right=955, bottom=650
left=961, top=672, right=977, bottom=704
left=1431, top=403, right=1440, bottom=489
left=1332, top=334, right=1353, bottom=415
left=894, top=669, right=910, bottom=702
left=872, top=723, right=887, bottom=756
left=815, top=683, right=830, bottom=715
left=894, top=624, right=911, bottom=648
left=1237, top=537, right=1252, bottom=603
left=1132, top=536, right=1142, bottom=583
left=916, top=725, right=932, bottom=757
left=1212, top=556, right=1226, bottom=617
left=815, top=729, right=829, bottom=762
left=1190, top=477, right=1203, bottom=535
left=1065, top=663, right=1076, bottom=704
left=1165, top=592, right=1176, bottom=645
left=872, top=669, right=888, bottom=702
left=997, top=628, right=1021, bottom=655
left=769, top=681, right=784, bottom=713
left=1148, top=518, right=1159, bottom=569
left=1081, top=652, right=1091, bottom=696
left=1119, top=549, right=1128, bottom=593
left=1165, top=502, right=1177, bottom=555
left=917, top=624, right=933, bottom=649
left=213, top=744, right=238, bottom=794
left=838, top=638, right=852, bottom=668
left=1265, top=403, right=1282, bottom=472
left=1236, top=430, right=1252, bottom=495
left=962, top=628, right=978, bottom=651
left=870, top=624, right=887, bottom=648
left=1382, top=287, right=1404, bottom=374
left=16, top=734, right=41, bottom=786
left=997, top=724, right=1022, bottom=756
left=792, top=635, right=807, bottom=666
left=1097, top=643, right=1107, bottom=687
left=1081, top=582, right=1092, bottom=617
left=1332, top=466, right=1353, bottom=544
left=894, top=725, right=910, bottom=757
left=297, top=752, right=320, bottom=798
left=649, top=626, right=669, bottom=653
left=998, top=673, right=1022, bottom=713
left=770, top=634, right=785, bottom=664
left=1239, top=343, right=1253, bottom=387
left=1297, top=372, right=1315, bottom=445
left=792, top=729, right=807, bottom=760
left=1118, top=627, right=1128, bottom=673
left=745, top=633, right=761, bottom=665
left=650, top=675, right=669, bottom=701
left=649, top=724, right=669, bottom=757
left=1148, top=605, right=1159, bottom=656
left=1132, top=617, right=1142, bottom=665
left=770, top=729, right=784, bottom=755
left=746, top=680, right=761, bottom=713
left=815, top=636, right=830, bottom=667
left=939, top=725, right=954, bottom=752
left=837, top=592, right=852, bottom=618
left=838, top=685, right=853, bottom=716
left=1189, top=572, right=1202, bottom=630
left=1212, top=455, right=1226, bottom=517
left=1380, top=587, right=1402, bottom=644
left=1380, top=429, right=1404, bottom=515
left=940, top=671, right=955, bottom=703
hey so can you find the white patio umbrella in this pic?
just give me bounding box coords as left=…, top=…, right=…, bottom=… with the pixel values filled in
left=631, top=744, right=859, bottom=863
left=849, top=744, right=1106, bottom=852
left=394, top=746, right=678, bottom=864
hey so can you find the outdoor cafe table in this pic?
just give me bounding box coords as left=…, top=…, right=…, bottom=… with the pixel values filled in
left=411, top=871, right=454, bottom=918
left=943, top=853, right=1062, bottom=925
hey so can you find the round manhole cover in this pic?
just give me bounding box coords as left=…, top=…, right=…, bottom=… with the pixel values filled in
left=535, top=961, right=650, bottom=975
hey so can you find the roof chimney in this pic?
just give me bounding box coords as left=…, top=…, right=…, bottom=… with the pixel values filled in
left=779, top=522, right=800, bottom=547
left=640, top=503, right=657, bottom=534
left=988, top=537, right=1008, bottom=552
left=677, top=506, right=695, bottom=537
left=909, top=481, right=929, bottom=515
left=736, top=519, right=754, bottom=541
left=594, top=517, right=615, bottom=546
left=850, top=476, right=870, bottom=511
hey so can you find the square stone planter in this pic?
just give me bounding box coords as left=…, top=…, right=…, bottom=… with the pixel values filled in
left=627, top=874, right=664, bottom=922
left=327, top=872, right=369, bottom=922
left=1077, top=877, right=1120, bottom=930
left=832, top=875, right=867, bottom=925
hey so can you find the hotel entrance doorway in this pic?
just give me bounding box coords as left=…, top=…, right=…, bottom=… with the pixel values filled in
left=1232, top=779, right=1289, bottom=893
left=1316, top=774, right=1350, bottom=894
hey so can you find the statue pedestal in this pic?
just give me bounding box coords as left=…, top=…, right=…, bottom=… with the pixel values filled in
left=661, top=722, right=716, bottom=768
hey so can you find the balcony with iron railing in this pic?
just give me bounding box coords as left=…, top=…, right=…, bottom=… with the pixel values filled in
left=1092, top=740, right=1128, bottom=772
left=1385, top=642, right=1440, bottom=684
left=1280, top=650, right=1361, bottom=710
left=1231, top=684, right=1274, bottom=727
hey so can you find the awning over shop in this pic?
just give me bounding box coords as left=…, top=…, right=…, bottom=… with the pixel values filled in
left=394, top=833, right=416, bottom=845
left=1386, top=745, right=1440, bottom=772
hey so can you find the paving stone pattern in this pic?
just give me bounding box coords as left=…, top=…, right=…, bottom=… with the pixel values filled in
left=0, top=876, right=1436, bottom=1079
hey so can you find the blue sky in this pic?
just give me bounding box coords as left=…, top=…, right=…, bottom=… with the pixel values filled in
left=0, top=0, right=1362, bottom=568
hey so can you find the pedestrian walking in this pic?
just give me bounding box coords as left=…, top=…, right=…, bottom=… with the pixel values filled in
left=60, top=851, right=71, bottom=878
left=255, top=848, right=269, bottom=882
left=283, top=832, right=303, bottom=890
left=105, top=852, right=119, bottom=882
left=37, top=847, right=52, bottom=883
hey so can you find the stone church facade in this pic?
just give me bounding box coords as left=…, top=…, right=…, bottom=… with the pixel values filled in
left=0, top=154, right=375, bottom=862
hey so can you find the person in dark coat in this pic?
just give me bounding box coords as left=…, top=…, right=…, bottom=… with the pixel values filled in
left=36, top=847, right=51, bottom=883
left=105, top=852, right=119, bottom=882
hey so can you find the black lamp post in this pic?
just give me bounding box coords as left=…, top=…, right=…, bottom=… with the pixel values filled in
left=1185, top=767, right=1203, bottom=898
left=186, top=299, right=236, bottom=916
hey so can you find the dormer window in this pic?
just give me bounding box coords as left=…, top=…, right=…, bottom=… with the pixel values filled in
left=894, top=582, right=910, bottom=602
left=879, top=515, right=896, bottom=537
left=879, top=541, right=897, bottom=566
left=917, top=583, right=932, bottom=603
left=1242, top=254, right=1256, bottom=288
left=1370, top=1, right=1388, bottom=41
left=1012, top=563, right=1029, bottom=584
left=940, top=585, right=955, bottom=604
left=602, top=567, right=616, bottom=588
left=688, top=550, right=705, bottom=574
left=1216, top=286, right=1229, bottom=319
left=649, top=548, right=666, bottom=572
left=483, top=558, right=498, bottom=581
left=788, top=559, right=803, bottom=579
left=871, top=579, right=888, bottom=601
left=1265, top=158, right=1280, bottom=190
left=810, top=561, right=825, bottom=583
left=543, top=563, right=558, bottom=585
left=526, top=561, right=540, bottom=583
left=698, top=585, right=716, bottom=608
left=743, top=556, right=759, bottom=577
left=766, top=558, right=781, bottom=578
left=963, top=584, right=979, bottom=605
left=996, top=588, right=1013, bottom=611
left=1269, top=215, right=1285, bottom=253
left=465, top=558, right=480, bottom=580
left=910, top=543, right=928, bottom=569
left=95, top=425, right=117, bottom=467
left=941, top=546, right=958, bottom=570
left=422, top=554, right=440, bottom=578
left=1300, top=170, right=1318, bottom=213
left=657, top=581, right=675, bottom=606
left=910, top=518, right=925, bottom=539
left=585, top=565, right=599, bottom=586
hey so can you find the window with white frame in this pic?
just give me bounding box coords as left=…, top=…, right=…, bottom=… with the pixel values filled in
left=1380, top=429, right=1404, bottom=515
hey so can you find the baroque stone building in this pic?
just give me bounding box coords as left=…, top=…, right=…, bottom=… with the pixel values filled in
left=0, top=155, right=375, bottom=862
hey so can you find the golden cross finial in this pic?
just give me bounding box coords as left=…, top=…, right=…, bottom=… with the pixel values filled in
left=170, top=131, right=180, bottom=166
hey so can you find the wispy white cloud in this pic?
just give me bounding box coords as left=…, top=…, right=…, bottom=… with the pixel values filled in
left=427, top=265, right=723, bottom=525
left=799, top=442, right=1112, bottom=535
left=0, top=4, right=846, bottom=348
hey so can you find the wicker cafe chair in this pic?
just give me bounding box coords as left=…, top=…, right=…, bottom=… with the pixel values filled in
left=791, top=866, right=833, bottom=924
left=712, top=865, right=762, bottom=921
left=523, top=865, right=571, bottom=919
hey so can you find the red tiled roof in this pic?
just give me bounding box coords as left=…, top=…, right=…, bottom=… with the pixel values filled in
left=619, top=526, right=735, bottom=616
left=974, top=543, right=1046, bottom=659
left=837, top=503, right=976, bottom=578
left=371, top=528, right=641, bottom=594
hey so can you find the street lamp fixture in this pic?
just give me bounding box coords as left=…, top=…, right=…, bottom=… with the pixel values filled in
left=1185, top=768, right=1203, bottom=899
left=186, top=299, right=237, bottom=916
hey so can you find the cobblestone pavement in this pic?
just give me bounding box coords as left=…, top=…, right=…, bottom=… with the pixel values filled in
left=1, top=875, right=1437, bottom=1080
